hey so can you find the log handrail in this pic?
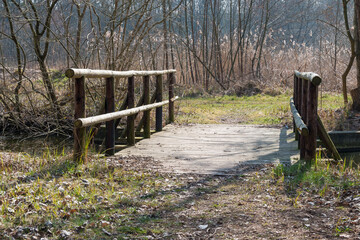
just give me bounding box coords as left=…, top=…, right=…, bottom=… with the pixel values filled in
left=292, top=71, right=341, bottom=162
left=294, top=70, right=322, bottom=86
left=75, top=97, right=179, bottom=128
left=69, top=68, right=177, bottom=162
left=65, top=68, right=176, bottom=78
left=290, top=97, right=308, bottom=136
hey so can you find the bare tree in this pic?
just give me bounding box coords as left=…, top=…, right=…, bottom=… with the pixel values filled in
left=11, top=0, right=61, bottom=115
left=350, top=0, right=360, bottom=110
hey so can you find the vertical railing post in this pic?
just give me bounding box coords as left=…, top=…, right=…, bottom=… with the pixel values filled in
left=168, top=72, right=175, bottom=123
left=74, top=76, right=86, bottom=162
left=143, top=75, right=151, bottom=138
left=305, top=81, right=319, bottom=161
left=155, top=75, right=163, bottom=132
left=127, top=76, right=135, bottom=145
left=300, top=78, right=308, bottom=159
left=105, top=77, right=115, bottom=155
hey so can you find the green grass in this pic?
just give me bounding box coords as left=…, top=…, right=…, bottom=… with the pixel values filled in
left=176, top=93, right=345, bottom=127
left=271, top=156, right=360, bottom=196
left=0, top=152, right=189, bottom=239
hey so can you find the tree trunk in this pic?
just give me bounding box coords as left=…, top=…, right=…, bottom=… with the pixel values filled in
left=353, top=0, right=360, bottom=110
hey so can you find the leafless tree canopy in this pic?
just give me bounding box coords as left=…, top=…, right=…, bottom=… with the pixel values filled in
left=0, top=0, right=356, bottom=133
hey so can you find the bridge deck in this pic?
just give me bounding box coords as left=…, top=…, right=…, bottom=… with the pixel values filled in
left=118, top=124, right=299, bottom=174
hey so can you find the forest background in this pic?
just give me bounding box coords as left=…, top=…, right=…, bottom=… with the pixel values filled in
left=0, top=0, right=358, bottom=135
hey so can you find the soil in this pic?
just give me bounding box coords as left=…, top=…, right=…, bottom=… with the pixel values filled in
left=111, top=157, right=359, bottom=239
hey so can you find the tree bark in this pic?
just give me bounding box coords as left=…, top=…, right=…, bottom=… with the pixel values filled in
left=353, top=0, right=360, bottom=110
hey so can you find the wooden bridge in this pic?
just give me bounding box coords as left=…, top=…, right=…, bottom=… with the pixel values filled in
left=66, top=68, right=340, bottom=174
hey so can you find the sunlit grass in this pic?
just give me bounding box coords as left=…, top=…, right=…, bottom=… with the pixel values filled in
left=176, top=93, right=345, bottom=128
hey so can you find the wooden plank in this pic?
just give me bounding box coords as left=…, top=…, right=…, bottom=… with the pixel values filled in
left=289, top=98, right=308, bottom=136
left=317, top=115, right=342, bottom=161
left=65, top=68, right=176, bottom=79
left=73, top=76, right=86, bottom=162
left=143, top=75, right=151, bottom=138
left=105, top=77, right=115, bottom=156
left=127, top=76, right=135, bottom=146
left=168, top=72, right=175, bottom=123
left=304, top=81, right=318, bottom=161
left=156, top=75, right=163, bottom=131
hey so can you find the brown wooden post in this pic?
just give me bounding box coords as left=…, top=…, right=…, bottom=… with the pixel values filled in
left=73, top=76, right=86, bottom=162
left=127, top=76, right=135, bottom=145
left=136, top=91, right=157, bottom=132
left=305, top=81, right=318, bottom=162
left=105, top=77, right=115, bottom=155
left=155, top=75, right=163, bottom=131
left=300, top=79, right=308, bottom=159
left=143, top=75, right=151, bottom=138
left=168, top=72, right=175, bottom=123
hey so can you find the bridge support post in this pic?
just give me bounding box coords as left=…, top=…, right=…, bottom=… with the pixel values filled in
left=169, top=72, right=175, bottom=123
left=127, top=76, right=135, bottom=145
left=156, top=75, right=163, bottom=131
left=105, top=77, right=115, bottom=155
left=143, top=75, right=151, bottom=138
left=300, top=79, right=308, bottom=160
left=305, top=81, right=318, bottom=162
left=74, top=76, right=86, bottom=162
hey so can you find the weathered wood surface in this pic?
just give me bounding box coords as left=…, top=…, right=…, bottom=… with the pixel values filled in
left=290, top=98, right=308, bottom=136
left=294, top=70, right=322, bottom=86
left=143, top=75, right=151, bottom=138
left=156, top=75, right=163, bottom=131
left=73, top=76, right=85, bottom=162
left=127, top=76, right=135, bottom=146
left=74, top=97, right=179, bottom=128
left=105, top=77, right=115, bottom=156
left=317, top=115, right=342, bottom=161
left=304, top=81, right=318, bottom=161
left=300, top=79, right=308, bottom=159
left=118, top=125, right=299, bottom=174
left=66, top=68, right=176, bottom=78
left=168, top=72, right=175, bottom=123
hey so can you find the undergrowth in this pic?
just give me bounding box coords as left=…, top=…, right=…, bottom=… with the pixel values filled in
left=272, top=157, right=360, bottom=197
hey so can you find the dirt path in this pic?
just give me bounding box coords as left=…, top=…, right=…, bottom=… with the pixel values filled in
left=118, top=124, right=299, bottom=174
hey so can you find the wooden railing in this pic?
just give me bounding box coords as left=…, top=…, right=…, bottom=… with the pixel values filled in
left=292, top=71, right=341, bottom=162
left=65, top=68, right=177, bottom=162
